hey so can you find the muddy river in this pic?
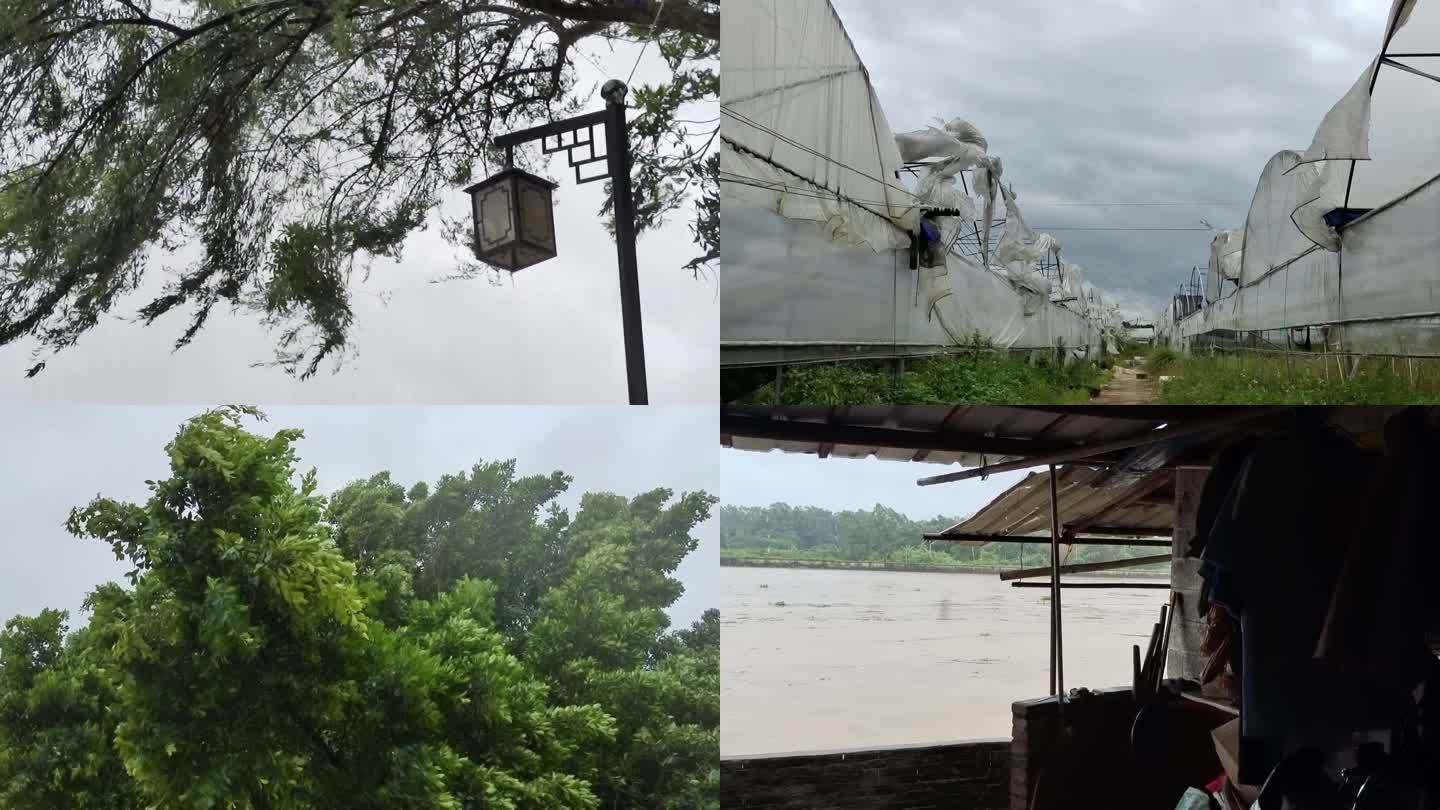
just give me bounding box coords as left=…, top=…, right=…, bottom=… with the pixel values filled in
left=721, top=566, right=1168, bottom=756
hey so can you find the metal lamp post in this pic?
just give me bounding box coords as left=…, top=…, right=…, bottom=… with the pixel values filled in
left=466, top=79, right=648, bottom=405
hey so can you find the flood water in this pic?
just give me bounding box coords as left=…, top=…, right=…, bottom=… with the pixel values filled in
left=721, top=566, right=1168, bottom=756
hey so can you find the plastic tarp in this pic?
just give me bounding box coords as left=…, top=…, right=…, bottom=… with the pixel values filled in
left=721, top=145, right=908, bottom=252
left=720, top=0, right=917, bottom=250
left=1239, top=151, right=1322, bottom=286
left=995, top=186, right=1051, bottom=295
left=941, top=117, right=988, bottom=151
left=721, top=192, right=1103, bottom=354
left=1336, top=172, right=1440, bottom=354
left=1206, top=229, right=1245, bottom=304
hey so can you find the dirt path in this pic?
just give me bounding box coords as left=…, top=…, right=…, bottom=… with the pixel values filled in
left=1093, top=356, right=1156, bottom=404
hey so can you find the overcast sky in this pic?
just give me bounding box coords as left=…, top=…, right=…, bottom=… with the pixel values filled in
left=0, top=41, right=716, bottom=403
left=0, top=405, right=717, bottom=631
left=831, top=0, right=1393, bottom=316
left=722, top=447, right=1031, bottom=521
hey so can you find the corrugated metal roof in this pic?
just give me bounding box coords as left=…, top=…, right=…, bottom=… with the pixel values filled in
left=720, top=405, right=1173, bottom=468
left=934, top=465, right=1175, bottom=544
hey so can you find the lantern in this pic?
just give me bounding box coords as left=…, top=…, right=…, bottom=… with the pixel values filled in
left=464, top=167, right=560, bottom=271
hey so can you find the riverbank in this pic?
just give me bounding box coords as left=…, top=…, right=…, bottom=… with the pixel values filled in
left=721, top=555, right=1169, bottom=578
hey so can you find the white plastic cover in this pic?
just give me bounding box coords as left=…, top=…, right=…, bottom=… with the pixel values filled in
left=720, top=0, right=916, bottom=242
left=896, top=128, right=989, bottom=168
left=1239, top=151, right=1322, bottom=285
left=721, top=145, right=909, bottom=252
left=1291, top=158, right=1345, bottom=251
left=941, top=118, right=988, bottom=151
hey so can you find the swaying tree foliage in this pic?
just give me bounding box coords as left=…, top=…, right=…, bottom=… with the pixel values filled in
left=0, top=407, right=719, bottom=808
left=0, top=0, right=718, bottom=375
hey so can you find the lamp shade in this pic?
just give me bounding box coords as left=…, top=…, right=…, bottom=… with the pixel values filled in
left=464, top=167, right=560, bottom=271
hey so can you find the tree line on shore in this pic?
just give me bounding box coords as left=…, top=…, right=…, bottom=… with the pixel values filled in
left=721, top=503, right=1165, bottom=569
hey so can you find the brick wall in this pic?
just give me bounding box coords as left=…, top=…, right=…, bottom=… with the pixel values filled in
left=1009, top=688, right=1137, bottom=810
left=720, top=739, right=1009, bottom=809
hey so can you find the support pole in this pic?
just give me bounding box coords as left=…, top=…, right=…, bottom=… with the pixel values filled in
left=603, top=80, right=648, bottom=405
left=1049, top=464, right=1065, bottom=700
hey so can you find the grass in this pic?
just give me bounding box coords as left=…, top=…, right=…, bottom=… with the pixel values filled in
left=1145, top=345, right=1178, bottom=375
left=730, top=342, right=1109, bottom=405
left=1157, top=350, right=1440, bottom=404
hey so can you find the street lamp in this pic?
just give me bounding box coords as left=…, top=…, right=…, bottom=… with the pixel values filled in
left=464, top=167, right=559, bottom=272
left=466, top=79, right=648, bottom=405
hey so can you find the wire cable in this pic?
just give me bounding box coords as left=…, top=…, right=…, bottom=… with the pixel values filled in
left=721, top=172, right=1216, bottom=231
left=721, top=105, right=922, bottom=203
left=626, top=0, right=671, bottom=87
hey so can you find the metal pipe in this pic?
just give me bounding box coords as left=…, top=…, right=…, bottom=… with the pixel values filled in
left=1049, top=464, right=1064, bottom=699
left=1014, top=581, right=1171, bottom=589
left=1157, top=591, right=1179, bottom=692
left=923, top=532, right=1171, bottom=546
left=1000, top=553, right=1172, bottom=582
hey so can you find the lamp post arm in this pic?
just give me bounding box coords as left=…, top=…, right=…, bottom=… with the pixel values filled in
left=492, top=110, right=609, bottom=150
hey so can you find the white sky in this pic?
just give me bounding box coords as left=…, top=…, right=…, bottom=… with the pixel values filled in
left=722, top=447, right=1032, bottom=521
left=0, top=40, right=717, bottom=403
left=0, top=405, right=718, bottom=631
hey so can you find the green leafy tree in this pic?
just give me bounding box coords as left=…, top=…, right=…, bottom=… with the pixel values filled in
left=327, top=466, right=721, bottom=809
left=0, top=407, right=717, bottom=808
left=0, top=0, right=717, bottom=376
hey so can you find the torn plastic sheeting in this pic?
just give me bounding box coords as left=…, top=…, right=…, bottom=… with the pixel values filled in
left=1290, top=0, right=1418, bottom=169
left=1294, top=58, right=1377, bottom=167
left=915, top=148, right=986, bottom=201
left=922, top=175, right=977, bottom=223
left=1033, top=233, right=1062, bottom=256
left=1061, top=262, right=1085, bottom=299
left=919, top=254, right=1103, bottom=352
left=974, top=158, right=1003, bottom=262
left=943, top=118, right=989, bottom=151
left=896, top=128, right=989, bottom=167
left=995, top=184, right=1040, bottom=266
left=919, top=256, right=1028, bottom=349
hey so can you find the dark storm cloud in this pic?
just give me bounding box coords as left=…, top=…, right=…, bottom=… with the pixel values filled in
left=832, top=0, right=1388, bottom=316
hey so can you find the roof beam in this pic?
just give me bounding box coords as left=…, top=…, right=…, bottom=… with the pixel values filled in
left=1063, top=469, right=1174, bottom=536
left=720, top=414, right=1088, bottom=457
left=916, top=408, right=1288, bottom=486
left=923, top=532, right=1171, bottom=546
